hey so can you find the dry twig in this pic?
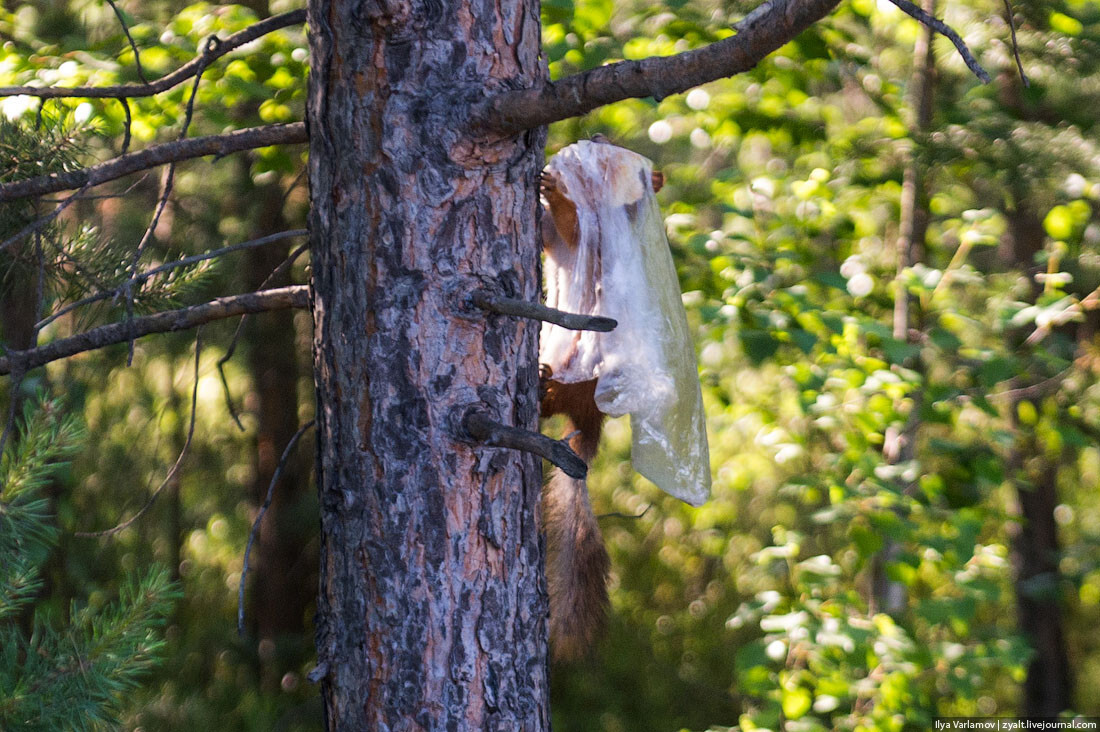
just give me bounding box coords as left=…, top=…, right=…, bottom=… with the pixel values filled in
left=885, top=0, right=991, bottom=82
left=471, top=289, right=617, bottom=332
left=463, top=410, right=587, bottom=479
left=0, top=285, right=308, bottom=375
left=75, top=330, right=203, bottom=538
left=237, top=419, right=315, bottom=636
left=0, top=10, right=306, bottom=101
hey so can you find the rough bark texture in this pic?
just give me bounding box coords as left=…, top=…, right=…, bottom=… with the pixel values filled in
left=306, top=0, right=549, bottom=727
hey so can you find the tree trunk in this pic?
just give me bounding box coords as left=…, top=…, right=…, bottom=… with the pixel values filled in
left=1009, top=441, right=1072, bottom=715
left=1, top=237, right=40, bottom=418
left=1004, top=208, right=1073, bottom=715
left=871, top=0, right=934, bottom=617
left=305, top=0, right=549, bottom=727
left=239, top=169, right=314, bottom=675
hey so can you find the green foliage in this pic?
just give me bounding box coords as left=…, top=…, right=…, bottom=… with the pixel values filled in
left=0, top=399, right=178, bottom=730
left=0, top=402, right=81, bottom=621
left=543, top=0, right=1100, bottom=728
left=0, top=117, right=85, bottom=232
left=4, top=0, right=1100, bottom=730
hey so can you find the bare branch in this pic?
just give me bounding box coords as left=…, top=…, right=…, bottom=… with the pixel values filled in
left=597, top=504, right=652, bottom=520
left=238, top=419, right=315, bottom=636
left=0, top=285, right=309, bottom=375
left=119, top=96, right=133, bottom=154
left=1002, top=0, right=1029, bottom=87
left=471, top=289, right=617, bottom=332
left=125, top=165, right=174, bottom=365
left=989, top=368, right=1071, bottom=402
left=0, top=10, right=307, bottom=101
left=885, top=0, right=991, bottom=82
left=462, top=410, right=587, bottom=479
left=478, top=0, right=993, bottom=134
left=75, top=330, right=203, bottom=538
left=217, top=240, right=310, bottom=430
left=104, top=0, right=149, bottom=85
left=476, top=0, right=842, bottom=133
left=0, top=122, right=307, bottom=203
left=1024, top=286, right=1100, bottom=346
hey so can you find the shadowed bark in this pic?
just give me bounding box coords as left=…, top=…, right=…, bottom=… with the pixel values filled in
left=306, top=0, right=550, bottom=727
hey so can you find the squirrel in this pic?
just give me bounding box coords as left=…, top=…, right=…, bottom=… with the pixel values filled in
left=538, top=151, right=664, bottom=660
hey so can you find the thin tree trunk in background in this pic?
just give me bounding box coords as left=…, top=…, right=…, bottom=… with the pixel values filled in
left=1009, top=433, right=1072, bottom=715
left=225, top=0, right=316, bottom=660
left=2, top=224, right=46, bottom=638
left=1, top=238, right=40, bottom=416
left=167, top=384, right=185, bottom=586
left=1004, top=207, right=1073, bottom=715
left=0, top=256, right=36, bottom=353
left=306, top=0, right=549, bottom=727
left=239, top=168, right=313, bottom=666
left=871, top=0, right=935, bottom=617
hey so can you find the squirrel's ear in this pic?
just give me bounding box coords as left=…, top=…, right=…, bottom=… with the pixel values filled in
left=651, top=170, right=664, bottom=193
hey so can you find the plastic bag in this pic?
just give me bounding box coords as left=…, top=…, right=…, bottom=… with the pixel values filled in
left=540, top=140, right=711, bottom=506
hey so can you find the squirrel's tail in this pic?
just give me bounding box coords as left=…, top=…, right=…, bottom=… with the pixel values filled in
left=544, top=466, right=610, bottom=661
left=539, top=377, right=609, bottom=660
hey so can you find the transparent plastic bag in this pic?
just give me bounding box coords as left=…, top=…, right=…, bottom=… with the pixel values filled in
left=540, top=140, right=711, bottom=506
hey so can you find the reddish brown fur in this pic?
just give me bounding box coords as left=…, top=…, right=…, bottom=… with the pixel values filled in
left=537, top=148, right=664, bottom=660
left=540, top=377, right=609, bottom=661
left=540, top=172, right=579, bottom=250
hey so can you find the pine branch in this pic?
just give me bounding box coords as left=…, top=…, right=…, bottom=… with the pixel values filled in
left=37, top=229, right=308, bottom=330
left=0, top=567, right=178, bottom=729
left=0, top=399, right=83, bottom=620
left=0, top=122, right=307, bottom=204
left=0, top=285, right=309, bottom=375
left=0, top=10, right=307, bottom=101
left=477, top=0, right=991, bottom=134
left=476, top=0, right=842, bottom=133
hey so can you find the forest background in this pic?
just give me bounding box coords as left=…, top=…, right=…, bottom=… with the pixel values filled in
left=1, top=0, right=1099, bottom=729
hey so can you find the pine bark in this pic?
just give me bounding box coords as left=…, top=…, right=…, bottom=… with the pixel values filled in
left=305, top=0, right=549, bottom=728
